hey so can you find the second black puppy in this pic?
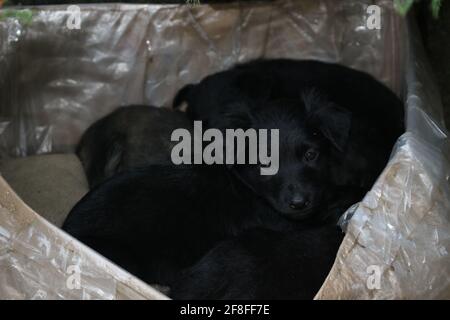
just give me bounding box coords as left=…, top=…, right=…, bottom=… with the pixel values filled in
left=62, top=164, right=301, bottom=286
left=77, top=105, right=192, bottom=187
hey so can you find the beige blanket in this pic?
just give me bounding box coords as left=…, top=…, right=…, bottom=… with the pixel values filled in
left=0, top=154, right=88, bottom=227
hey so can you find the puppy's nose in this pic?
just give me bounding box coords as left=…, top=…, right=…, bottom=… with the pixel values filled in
left=289, top=196, right=310, bottom=210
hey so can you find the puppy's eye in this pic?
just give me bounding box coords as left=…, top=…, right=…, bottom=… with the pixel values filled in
left=304, top=148, right=319, bottom=161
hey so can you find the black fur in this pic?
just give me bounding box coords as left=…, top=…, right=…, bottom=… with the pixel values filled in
left=62, top=164, right=304, bottom=286
left=63, top=97, right=368, bottom=287
left=173, top=60, right=404, bottom=141
left=76, top=105, right=192, bottom=187
left=171, top=225, right=344, bottom=300
left=65, top=59, right=404, bottom=294
left=174, top=59, right=404, bottom=219
left=213, top=98, right=369, bottom=221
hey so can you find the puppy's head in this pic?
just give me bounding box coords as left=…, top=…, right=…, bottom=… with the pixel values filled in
left=224, top=90, right=352, bottom=221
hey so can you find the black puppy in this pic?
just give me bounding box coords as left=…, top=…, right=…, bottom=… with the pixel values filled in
left=216, top=97, right=368, bottom=221
left=63, top=164, right=302, bottom=286
left=174, top=59, right=404, bottom=219
left=77, top=105, right=192, bottom=187
left=171, top=225, right=344, bottom=300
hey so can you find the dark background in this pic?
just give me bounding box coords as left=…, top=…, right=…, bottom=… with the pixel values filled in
left=5, top=0, right=450, bottom=128
left=418, top=1, right=450, bottom=128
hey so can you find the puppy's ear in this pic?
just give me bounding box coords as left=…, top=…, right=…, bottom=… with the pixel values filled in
left=173, top=84, right=195, bottom=109
left=104, top=139, right=124, bottom=178
left=304, top=90, right=352, bottom=152
left=315, top=104, right=352, bottom=151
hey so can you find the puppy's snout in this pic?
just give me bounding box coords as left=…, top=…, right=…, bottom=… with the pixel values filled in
left=289, top=196, right=311, bottom=211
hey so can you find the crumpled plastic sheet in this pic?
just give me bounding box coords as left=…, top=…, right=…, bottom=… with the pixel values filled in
left=317, top=134, right=450, bottom=299
left=0, top=0, right=448, bottom=299
left=317, top=17, right=450, bottom=299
